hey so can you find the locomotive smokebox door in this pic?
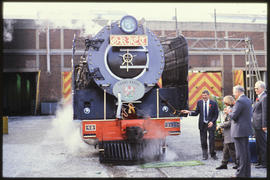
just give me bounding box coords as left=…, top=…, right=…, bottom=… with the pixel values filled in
left=86, top=16, right=165, bottom=96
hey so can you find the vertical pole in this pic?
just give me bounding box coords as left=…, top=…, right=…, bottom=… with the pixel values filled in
left=35, top=70, right=41, bottom=115
left=264, top=32, right=267, bottom=68
left=46, top=24, right=50, bottom=73
left=156, top=88, right=159, bottom=118
left=3, top=116, right=8, bottom=134
left=71, top=34, right=76, bottom=107
left=60, top=28, right=64, bottom=73
left=60, top=29, right=64, bottom=105
left=175, top=8, right=178, bottom=37
left=214, top=9, right=217, bottom=48
left=220, top=54, right=224, bottom=96
left=35, top=29, right=40, bottom=69
left=104, top=89, right=107, bottom=120
left=245, top=42, right=248, bottom=97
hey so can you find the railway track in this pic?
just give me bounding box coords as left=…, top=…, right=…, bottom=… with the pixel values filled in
left=156, top=168, right=170, bottom=177
left=101, top=162, right=171, bottom=177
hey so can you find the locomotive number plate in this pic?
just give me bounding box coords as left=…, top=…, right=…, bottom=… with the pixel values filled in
left=85, top=124, right=96, bottom=131
left=165, top=121, right=180, bottom=128
left=110, top=35, right=148, bottom=46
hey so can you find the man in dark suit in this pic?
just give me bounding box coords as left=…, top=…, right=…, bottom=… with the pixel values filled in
left=224, top=85, right=252, bottom=178
left=252, top=81, right=267, bottom=169
left=181, top=90, right=219, bottom=160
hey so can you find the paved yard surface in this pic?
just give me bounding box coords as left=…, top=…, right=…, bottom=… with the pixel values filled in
left=2, top=107, right=267, bottom=177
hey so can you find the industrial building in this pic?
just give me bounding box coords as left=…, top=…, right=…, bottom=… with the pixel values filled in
left=3, top=18, right=267, bottom=115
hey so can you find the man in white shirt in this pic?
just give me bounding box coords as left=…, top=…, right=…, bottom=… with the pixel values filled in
left=252, top=81, right=267, bottom=169
left=181, top=90, right=219, bottom=160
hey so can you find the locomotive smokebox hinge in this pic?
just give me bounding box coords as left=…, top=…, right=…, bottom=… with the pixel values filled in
left=85, top=38, right=104, bottom=51
left=89, top=67, right=105, bottom=80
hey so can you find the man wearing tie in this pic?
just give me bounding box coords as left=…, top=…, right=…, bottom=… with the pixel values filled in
left=253, top=81, right=267, bottom=169
left=181, top=90, right=219, bottom=160
left=224, top=85, right=252, bottom=177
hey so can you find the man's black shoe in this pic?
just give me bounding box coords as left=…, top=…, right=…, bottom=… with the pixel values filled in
left=232, top=165, right=238, bottom=169
left=211, top=155, right=218, bottom=160
left=255, top=165, right=266, bottom=169
left=202, top=156, right=208, bottom=160
left=255, top=163, right=261, bottom=167
left=216, top=164, right=227, bottom=169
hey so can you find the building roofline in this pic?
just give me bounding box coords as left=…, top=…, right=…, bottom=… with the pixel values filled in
left=4, top=18, right=266, bottom=32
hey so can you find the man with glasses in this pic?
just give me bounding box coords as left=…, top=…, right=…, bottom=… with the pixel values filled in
left=253, top=81, right=267, bottom=169
left=181, top=90, right=219, bottom=160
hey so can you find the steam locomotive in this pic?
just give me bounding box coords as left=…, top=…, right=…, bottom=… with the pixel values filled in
left=73, top=15, right=189, bottom=163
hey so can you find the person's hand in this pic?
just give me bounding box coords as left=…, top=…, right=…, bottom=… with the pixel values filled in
left=262, top=127, right=267, bottom=132
left=223, top=107, right=231, bottom=114
left=216, top=125, right=220, bottom=130
left=208, top=121, right=213, bottom=128
left=181, top=110, right=190, bottom=114
left=223, top=107, right=228, bottom=114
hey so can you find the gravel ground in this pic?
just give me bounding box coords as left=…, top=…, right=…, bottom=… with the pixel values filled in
left=2, top=111, right=267, bottom=178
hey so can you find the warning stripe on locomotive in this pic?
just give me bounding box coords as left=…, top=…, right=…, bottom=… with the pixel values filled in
left=62, top=71, right=72, bottom=105
left=233, top=70, right=244, bottom=87
left=188, top=72, right=222, bottom=110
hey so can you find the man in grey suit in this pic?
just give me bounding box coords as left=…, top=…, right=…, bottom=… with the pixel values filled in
left=224, top=85, right=253, bottom=178
left=253, top=81, right=267, bottom=168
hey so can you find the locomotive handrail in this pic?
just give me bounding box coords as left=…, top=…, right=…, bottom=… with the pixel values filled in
left=157, top=89, right=159, bottom=118
left=158, top=93, right=182, bottom=116
left=116, top=93, right=122, bottom=119
left=116, top=101, right=142, bottom=105
left=71, top=33, right=76, bottom=105
left=104, top=89, right=106, bottom=120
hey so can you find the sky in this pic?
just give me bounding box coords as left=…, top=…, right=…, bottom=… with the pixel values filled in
left=3, top=2, right=267, bottom=41
left=3, top=2, right=267, bottom=23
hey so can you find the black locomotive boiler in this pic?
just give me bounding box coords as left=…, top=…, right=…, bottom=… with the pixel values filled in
left=73, top=15, right=189, bottom=163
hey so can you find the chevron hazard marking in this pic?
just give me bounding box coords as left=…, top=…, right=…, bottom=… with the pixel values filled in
left=188, top=72, right=222, bottom=110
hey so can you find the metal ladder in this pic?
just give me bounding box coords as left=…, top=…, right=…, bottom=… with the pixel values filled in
left=244, top=38, right=261, bottom=101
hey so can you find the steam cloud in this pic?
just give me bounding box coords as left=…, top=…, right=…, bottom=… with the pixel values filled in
left=46, top=103, right=93, bottom=155
left=35, top=18, right=104, bottom=38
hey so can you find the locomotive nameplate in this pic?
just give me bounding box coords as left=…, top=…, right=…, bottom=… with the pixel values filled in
left=110, top=35, right=148, bottom=46
left=165, top=121, right=180, bottom=128
left=113, top=79, right=145, bottom=102
left=85, top=124, right=96, bottom=131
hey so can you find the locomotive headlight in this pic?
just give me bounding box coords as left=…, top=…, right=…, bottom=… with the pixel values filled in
left=120, top=15, right=138, bottom=34
left=84, top=107, right=91, bottom=114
